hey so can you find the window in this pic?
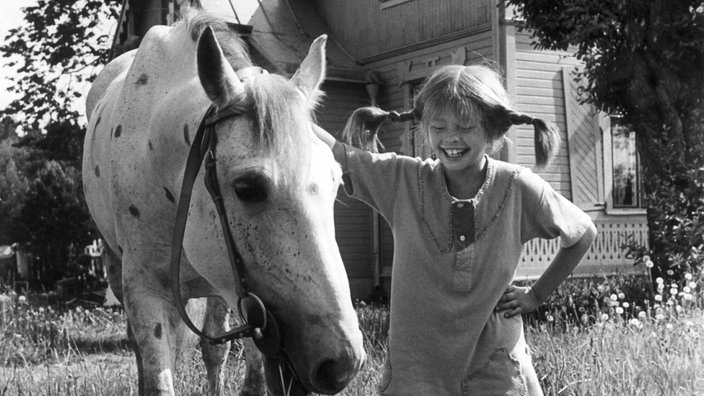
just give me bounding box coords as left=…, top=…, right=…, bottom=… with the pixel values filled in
left=605, top=116, right=643, bottom=212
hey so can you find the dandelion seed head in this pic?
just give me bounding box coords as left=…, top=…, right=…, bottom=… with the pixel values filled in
left=684, top=286, right=691, bottom=293
left=618, top=292, right=625, bottom=300
left=610, top=294, right=618, bottom=301
left=638, top=311, right=647, bottom=319
left=667, top=270, right=674, bottom=275
left=616, top=307, right=624, bottom=314
left=654, top=294, right=663, bottom=302
left=622, top=302, right=630, bottom=308
left=656, top=277, right=664, bottom=284
left=685, top=273, right=693, bottom=280
left=689, top=282, right=697, bottom=289
left=601, top=313, right=609, bottom=321
left=645, top=260, right=654, bottom=268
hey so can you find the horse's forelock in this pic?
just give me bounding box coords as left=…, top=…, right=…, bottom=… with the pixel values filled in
left=186, top=13, right=252, bottom=70
left=247, top=74, right=313, bottom=185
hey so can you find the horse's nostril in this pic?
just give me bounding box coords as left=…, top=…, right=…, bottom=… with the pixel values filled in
left=313, top=358, right=352, bottom=394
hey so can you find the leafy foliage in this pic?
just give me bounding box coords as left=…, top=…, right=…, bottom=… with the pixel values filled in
left=506, top=0, right=704, bottom=277
left=0, top=0, right=121, bottom=130
left=0, top=1, right=120, bottom=288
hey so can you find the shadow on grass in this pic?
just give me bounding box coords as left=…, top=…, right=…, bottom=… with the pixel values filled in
left=71, top=334, right=131, bottom=355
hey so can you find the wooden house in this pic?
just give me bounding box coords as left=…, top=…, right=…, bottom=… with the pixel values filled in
left=111, top=0, right=648, bottom=300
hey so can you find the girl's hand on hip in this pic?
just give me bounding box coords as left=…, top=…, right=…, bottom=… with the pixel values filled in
left=495, top=285, right=540, bottom=318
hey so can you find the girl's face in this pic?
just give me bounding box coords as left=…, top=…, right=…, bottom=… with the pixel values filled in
left=426, top=109, right=489, bottom=174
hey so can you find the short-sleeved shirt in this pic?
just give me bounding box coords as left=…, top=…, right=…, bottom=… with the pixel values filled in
left=336, top=143, right=592, bottom=395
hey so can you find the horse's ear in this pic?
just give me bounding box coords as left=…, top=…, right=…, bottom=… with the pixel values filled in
left=291, top=35, right=326, bottom=100
left=197, top=26, right=243, bottom=108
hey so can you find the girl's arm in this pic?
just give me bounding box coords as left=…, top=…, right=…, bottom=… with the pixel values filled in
left=313, top=124, right=337, bottom=148
left=495, top=222, right=597, bottom=318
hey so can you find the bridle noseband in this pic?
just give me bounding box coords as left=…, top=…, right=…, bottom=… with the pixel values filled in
left=169, top=67, right=281, bottom=357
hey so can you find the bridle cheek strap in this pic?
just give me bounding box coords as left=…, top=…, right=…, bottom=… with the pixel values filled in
left=169, top=104, right=281, bottom=357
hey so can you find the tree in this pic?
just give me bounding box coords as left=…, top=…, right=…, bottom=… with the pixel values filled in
left=0, top=0, right=120, bottom=288
left=1, top=0, right=121, bottom=130
left=505, top=0, right=704, bottom=277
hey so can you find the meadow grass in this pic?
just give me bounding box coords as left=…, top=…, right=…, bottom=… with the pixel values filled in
left=0, top=272, right=702, bottom=395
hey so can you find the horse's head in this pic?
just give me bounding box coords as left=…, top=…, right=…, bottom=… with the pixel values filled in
left=186, top=27, right=364, bottom=394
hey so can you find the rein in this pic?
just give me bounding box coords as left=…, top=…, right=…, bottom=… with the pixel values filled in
left=169, top=68, right=281, bottom=357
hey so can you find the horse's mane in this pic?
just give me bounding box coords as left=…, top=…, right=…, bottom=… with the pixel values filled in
left=184, top=12, right=312, bottom=185
left=186, top=13, right=252, bottom=70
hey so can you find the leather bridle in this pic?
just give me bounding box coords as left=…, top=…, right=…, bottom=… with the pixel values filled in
left=169, top=68, right=281, bottom=357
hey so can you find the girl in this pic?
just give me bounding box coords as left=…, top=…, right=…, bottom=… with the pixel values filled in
left=315, top=64, right=596, bottom=395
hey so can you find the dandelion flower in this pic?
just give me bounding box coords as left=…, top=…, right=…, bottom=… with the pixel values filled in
left=656, top=277, right=664, bottom=284
left=18, top=296, right=26, bottom=303
left=616, top=307, right=624, bottom=315
left=629, top=318, right=641, bottom=327
left=547, top=315, right=554, bottom=322
left=610, top=294, right=618, bottom=301
left=622, top=302, right=630, bottom=308
left=670, top=283, right=678, bottom=289
left=684, top=293, right=693, bottom=301
left=645, top=260, right=654, bottom=268
left=638, top=311, right=647, bottom=319
left=685, top=273, right=693, bottom=281
left=654, top=294, right=663, bottom=302
left=642, top=255, right=651, bottom=262
left=676, top=305, right=683, bottom=313
left=670, top=288, right=678, bottom=296
left=38, top=307, right=44, bottom=313
left=689, top=282, right=697, bottom=289
left=601, top=313, right=609, bottom=321
left=666, top=323, right=673, bottom=330
left=684, top=286, right=691, bottom=293
left=667, top=269, right=674, bottom=276
left=655, top=313, right=665, bottom=321
left=618, top=292, right=625, bottom=300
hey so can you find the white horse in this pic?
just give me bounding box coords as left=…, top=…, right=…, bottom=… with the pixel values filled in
left=82, top=11, right=364, bottom=396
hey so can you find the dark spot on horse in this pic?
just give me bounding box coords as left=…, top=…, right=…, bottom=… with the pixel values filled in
left=307, top=183, right=319, bottom=195
left=114, top=125, right=122, bottom=138
left=94, top=116, right=101, bottom=133
left=128, top=204, right=140, bottom=219
left=163, top=187, right=175, bottom=203
left=148, top=140, right=154, bottom=151
left=136, top=73, right=149, bottom=85
left=154, top=323, right=162, bottom=339
left=183, top=124, right=191, bottom=146
left=118, top=245, right=123, bottom=254
left=94, top=165, right=100, bottom=177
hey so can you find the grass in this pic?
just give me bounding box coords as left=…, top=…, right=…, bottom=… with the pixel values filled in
left=0, top=271, right=702, bottom=395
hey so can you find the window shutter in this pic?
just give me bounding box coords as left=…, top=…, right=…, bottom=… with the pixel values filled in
left=562, top=67, right=603, bottom=210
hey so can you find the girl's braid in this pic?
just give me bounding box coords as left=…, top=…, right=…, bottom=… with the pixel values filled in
left=494, top=105, right=561, bottom=167
left=342, top=107, right=417, bottom=153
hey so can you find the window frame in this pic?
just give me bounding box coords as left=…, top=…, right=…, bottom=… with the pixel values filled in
left=601, top=115, right=646, bottom=215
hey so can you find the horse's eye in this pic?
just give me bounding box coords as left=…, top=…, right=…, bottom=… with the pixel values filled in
left=233, top=173, right=269, bottom=203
